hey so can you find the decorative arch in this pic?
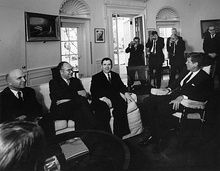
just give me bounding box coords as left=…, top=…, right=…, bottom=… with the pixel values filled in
left=59, top=0, right=90, bottom=18
left=156, top=6, right=179, bottom=20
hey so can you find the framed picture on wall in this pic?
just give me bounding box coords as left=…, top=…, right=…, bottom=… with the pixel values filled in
left=94, top=28, right=105, bottom=43
left=200, top=19, right=220, bottom=38
left=25, top=12, right=60, bottom=42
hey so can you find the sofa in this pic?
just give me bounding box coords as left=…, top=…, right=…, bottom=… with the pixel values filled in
left=32, top=83, right=143, bottom=139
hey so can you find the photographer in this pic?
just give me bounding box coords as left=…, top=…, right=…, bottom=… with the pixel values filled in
left=167, top=33, right=186, bottom=85
left=125, top=37, right=145, bottom=88
left=146, top=31, right=165, bottom=88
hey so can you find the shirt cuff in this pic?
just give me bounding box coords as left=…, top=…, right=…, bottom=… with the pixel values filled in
left=182, top=95, right=188, bottom=99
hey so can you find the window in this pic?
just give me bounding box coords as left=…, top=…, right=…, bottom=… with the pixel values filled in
left=60, top=27, right=79, bottom=72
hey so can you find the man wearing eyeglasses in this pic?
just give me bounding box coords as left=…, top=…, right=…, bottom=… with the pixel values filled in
left=49, top=62, right=97, bottom=130
left=203, top=25, right=220, bottom=88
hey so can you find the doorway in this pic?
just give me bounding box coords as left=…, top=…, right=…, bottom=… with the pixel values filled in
left=112, top=16, right=131, bottom=77
left=60, top=18, right=91, bottom=78
left=111, top=14, right=146, bottom=77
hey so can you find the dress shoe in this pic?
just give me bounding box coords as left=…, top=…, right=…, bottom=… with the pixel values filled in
left=152, top=139, right=167, bottom=154
left=139, top=136, right=156, bottom=147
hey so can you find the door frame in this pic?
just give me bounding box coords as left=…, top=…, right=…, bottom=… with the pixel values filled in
left=106, top=6, right=146, bottom=74
left=60, top=17, right=91, bottom=77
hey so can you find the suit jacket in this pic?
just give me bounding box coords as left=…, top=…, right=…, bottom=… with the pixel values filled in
left=146, top=36, right=165, bottom=64
left=166, top=37, right=186, bottom=65
left=0, top=87, right=42, bottom=123
left=203, top=32, right=220, bottom=66
left=49, top=77, right=84, bottom=110
left=169, top=68, right=212, bottom=102
left=90, top=71, right=128, bottom=102
left=125, top=44, right=145, bottom=66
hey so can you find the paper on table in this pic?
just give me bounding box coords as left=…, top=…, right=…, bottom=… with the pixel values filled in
left=60, top=137, right=89, bottom=160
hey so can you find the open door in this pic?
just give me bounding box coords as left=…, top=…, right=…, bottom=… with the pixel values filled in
left=132, top=14, right=147, bottom=64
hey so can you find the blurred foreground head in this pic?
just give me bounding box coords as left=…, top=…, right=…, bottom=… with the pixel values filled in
left=0, top=121, right=46, bottom=171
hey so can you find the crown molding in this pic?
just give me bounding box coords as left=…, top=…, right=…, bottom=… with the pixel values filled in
left=105, top=0, right=147, bottom=9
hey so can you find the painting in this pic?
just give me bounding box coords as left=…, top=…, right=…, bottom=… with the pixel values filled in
left=25, top=12, right=60, bottom=42
left=200, top=19, right=220, bottom=38
left=94, top=28, right=105, bottom=43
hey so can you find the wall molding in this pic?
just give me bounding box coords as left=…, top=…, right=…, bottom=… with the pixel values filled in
left=105, top=0, right=147, bottom=9
left=27, top=66, right=55, bottom=86
left=0, top=66, right=55, bottom=91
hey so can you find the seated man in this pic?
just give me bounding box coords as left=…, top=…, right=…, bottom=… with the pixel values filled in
left=0, top=69, right=55, bottom=139
left=0, top=121, right=46, bottom=171
left=49, top=61, right=97, bottom=130
left=139, top=52, right=213, bottom=153
left=90, top=57, right=134, bottom=138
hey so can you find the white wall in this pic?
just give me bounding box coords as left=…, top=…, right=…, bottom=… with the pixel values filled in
left=1, top=0, right=220, bottom=83
left=146, top=0, right=220, bottom=52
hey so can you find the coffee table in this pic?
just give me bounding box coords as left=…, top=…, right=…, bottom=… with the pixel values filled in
left=47, top=130, right=130, bottom=170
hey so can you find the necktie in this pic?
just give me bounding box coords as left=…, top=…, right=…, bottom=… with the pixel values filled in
left=182, top=72, right=193, bottom=86
left=108, top=73, right=111, bottom=84
left=152, top=40, right=156, bottom=54
left=17, top=91, right=23, bottom=101
left=173, top=43, right=176, bottom=56
left=67, top=79, right=70, bottom=85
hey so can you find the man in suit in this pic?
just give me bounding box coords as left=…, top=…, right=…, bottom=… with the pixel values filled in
left=203, top=25, right=220, bottom=88
left=146, top=31, right=165, bottom=88
left=125, top=37, right=146, bottom=87
left=139, top=52, right=213, bottom=153
left=0, top=69, right=55, bottom=139
left=167, top=33, right=186, bottom=85
left=90, top=57, right=134, bottom=138
left=49, top=61, right=97, bottom=130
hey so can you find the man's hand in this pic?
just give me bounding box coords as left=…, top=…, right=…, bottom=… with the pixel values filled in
left=56, top=99, right=71, bottom=105
left=100, top=97, right=112, bottom=108
left=15, top=115, right=27, bottom=121
left=124, top=92, right=134, bottom=103
left=78, top=90, right=87, bottom=97
left=208, top=53, right=217, bottom=58
left=169, top=95, right=184, bottom=110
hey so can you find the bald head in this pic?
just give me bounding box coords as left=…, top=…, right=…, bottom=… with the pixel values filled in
left=6, top=69, right=26, bottom=91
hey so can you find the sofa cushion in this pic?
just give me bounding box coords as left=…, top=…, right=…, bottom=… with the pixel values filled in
left=32, top=83, right=51, bottom=113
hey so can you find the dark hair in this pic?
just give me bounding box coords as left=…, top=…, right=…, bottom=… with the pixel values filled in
left=151, top=31, right=158, bottom=35
left=57, top=61, right=69, bottom=71
left=101, top=57, right=112, bottom=66
left=0, top=121, right=46, bottom=171
left=187, top=52, right=203, bottom=67
left=133, top=37, right=140, bottom=40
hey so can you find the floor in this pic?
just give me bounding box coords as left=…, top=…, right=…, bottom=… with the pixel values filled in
left=80, top=73, right=220, bottom=171
left=125, top=77, right=220, bottom=171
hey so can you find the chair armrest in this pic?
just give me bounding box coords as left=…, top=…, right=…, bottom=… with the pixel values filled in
left=181, top=99, right=207, bottom=109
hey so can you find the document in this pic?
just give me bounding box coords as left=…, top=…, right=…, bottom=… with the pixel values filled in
left=60, top=137, right=89, bottom=160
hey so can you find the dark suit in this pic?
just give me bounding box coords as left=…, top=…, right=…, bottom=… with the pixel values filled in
left=0, top=87, right=55, bottom=138
left=167, top=37, right=186, bottom=85
left=143, top=68, right=212, bottom=141
left=125, top=44, right=145, bottom=86
left=90, top=71, right=130, bottom=137
left=203, top=32, right=220, bottom=87
left=146, top=37, right=165, bottom=88
left=203, top=32, right=220, bottom=66
left=49, top=77, right=96, bottom=130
